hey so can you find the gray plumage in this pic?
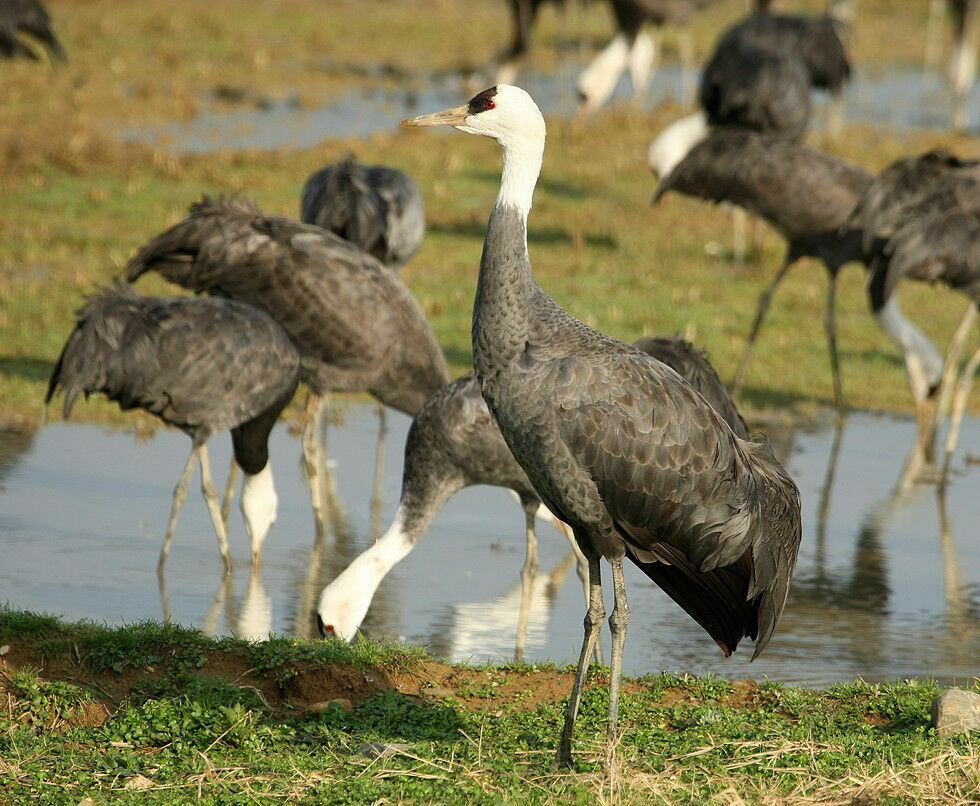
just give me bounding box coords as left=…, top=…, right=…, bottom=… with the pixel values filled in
left=850, top=149, right=980, bottom=466
left=407, top=87, right=803, bottom=771
left=474, top=203, right=801, bottom=654
left=655, top=126, right=872, bottom=407
left=45, top=283, right=300, bottom=567
left=46, top=284, right=299, bottom=456
left=317, top=333, right=750, bottom=645
left=400, top=335, right=749, bottom=540
left=716, top=10, right=851, bottom=93
left=125, top=195, right=449, bottom=417
left=0, top=0, right=63, bottom=62
left=699, top=42, right=811, bottom=139
left=300, top=154, right=425, bottom=269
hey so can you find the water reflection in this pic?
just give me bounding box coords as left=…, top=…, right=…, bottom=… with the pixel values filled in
left=1, top=410, right=979, bottom=685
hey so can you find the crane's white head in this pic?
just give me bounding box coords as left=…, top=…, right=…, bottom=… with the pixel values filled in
left=648, top=111, right=709, bottom=179
left=240, top=465, right=277, bottom=564
left=403, top=85, right=545, bottom=147
left=404, top=85, right=546, bottom=216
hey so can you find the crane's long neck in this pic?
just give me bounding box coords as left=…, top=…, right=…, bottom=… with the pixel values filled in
left=473, top=136, right=545, bottom=378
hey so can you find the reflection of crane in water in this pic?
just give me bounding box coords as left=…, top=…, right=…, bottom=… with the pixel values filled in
left=0, top=426, right=36, bottom=488
left=426, top=550, right=581, bottom=662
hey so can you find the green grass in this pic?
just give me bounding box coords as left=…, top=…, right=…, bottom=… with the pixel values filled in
left=1, top=608, right=978, bottom=804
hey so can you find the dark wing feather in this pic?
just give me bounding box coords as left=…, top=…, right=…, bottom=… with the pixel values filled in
left=632, top=335, right=749, bottom=440
left=656, top=129, right=871, bottom=242
left=551, top=351, right=801, bottom=657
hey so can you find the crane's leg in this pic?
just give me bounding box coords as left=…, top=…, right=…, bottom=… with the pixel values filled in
left=199, top=444, right=232, bottom=572
left=371, top=403, right=388, bottom=542
left=301, top=393, right=329, bottom=537
left=558, top=553, right=604, bottom=769
left=940, top=340, right=980, bottom=483
left=515, top=504, right=541, bottom=662
left=731, top=257, right=796, bottom=399
left=934, top=305, right=978, bottom=429
left=826, top=90, right=846, bottom=139
left=158, top=446, right=199, bottom=572
left=550, top=515, right=602, bottom=663
left=605, top=556, right=630, bottom=766
left=221, top=456, right=238, bottom=529
left=824, top=272, right=846, bottom=418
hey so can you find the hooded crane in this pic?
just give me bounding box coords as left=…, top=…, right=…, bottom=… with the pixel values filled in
left=0, top=0, right=64, bottom=62
left=712, top=2, right=852, bottom=135
left=300, top=154, right=425, bottom=270
left=317, top=335, right=749, bottom=651
left=577, top=0, right=716, bottom=117
left=847, top=149, right=980, bottom=455
left=851, top=154, right=980, bottom=474
left=125, top=195, right=450, bottom=533
left=404, top=85, right=801, bottom=768
left=45, top=284, right=300, bottom=571
left=652, top=127, right=872, bottom=414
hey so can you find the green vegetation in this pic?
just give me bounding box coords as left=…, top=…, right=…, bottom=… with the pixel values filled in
left=1, top=608, right=978, bottom=804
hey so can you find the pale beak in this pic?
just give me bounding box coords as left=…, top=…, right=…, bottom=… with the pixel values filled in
left=402, top=104, right=470, bottom=128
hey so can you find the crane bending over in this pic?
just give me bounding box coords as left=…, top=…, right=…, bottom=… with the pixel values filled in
left=317, top=335, right=749, bottom=651
left=300, top=154, right=425, bottom=270
left=847, top=150, right=980, bottom=452
left=45, top=284, right=300, bottom=571
left=0, top=0, right=64, bottom=62
left=405, top=85, right=801, bottom=768
left=125, top=195, right=450, bottom=532
left=652, top=126, right=872, bottom=413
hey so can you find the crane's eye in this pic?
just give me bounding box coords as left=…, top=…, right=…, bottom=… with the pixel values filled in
left=485, top=98, right=495, bottom=110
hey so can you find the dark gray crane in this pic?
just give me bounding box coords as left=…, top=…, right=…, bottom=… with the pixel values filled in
left=653, top=127, right=872, bottom=414
left=0, top=0, right=63, bottom=62
left=45, top=283, right=300, bottom=571
left=847, top=149, right=980, bottom=457
left=317, top=335, right=750, bottom=652
left=404, top=85, right=801, bottom=768
left=300, top=154, right=425, bottom=270
left=711, top=2, right=852, bottom=135
left=125, top=195, right=450, bottom=533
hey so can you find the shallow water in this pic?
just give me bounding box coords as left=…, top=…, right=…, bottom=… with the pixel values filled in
left=121, top=64, right=980, bottom=154
left=1, top=406, right=978, bottom=687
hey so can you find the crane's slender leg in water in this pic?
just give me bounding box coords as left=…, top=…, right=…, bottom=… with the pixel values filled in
left=159, top=447, right=199, bottom=572
left=824, top=272, right=845, bottom=417
left=552, top=518, right=603, bottom=663
left=515, top=503, right=541, bottom=661
left=732, top=257, right=795, bottom=398
left=934, top=305, right=978, bottom=431
left=558, top=553, right=604, bottom=768
left=221, top=458, right=238, bottom=529
left=372, top=403, right=388, bottom=541
left=199, top=443, right=232, bottom=572
left=302, top=394, right=329, bottom=536
left=941, top=339, right=980, bottom=483
left=606, top=556, right=630, bottom=764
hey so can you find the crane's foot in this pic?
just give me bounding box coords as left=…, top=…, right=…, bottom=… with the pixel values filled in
left=556, top=743, right=574, bottom=770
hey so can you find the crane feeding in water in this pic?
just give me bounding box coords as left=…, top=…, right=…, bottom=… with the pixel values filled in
left=125, top=195, right=450, bottom=534
left=317, top=335, right=749, bottom=652
left=45, top=283, right=300, bottom=571
left=404, top=85, right=802, bottom=767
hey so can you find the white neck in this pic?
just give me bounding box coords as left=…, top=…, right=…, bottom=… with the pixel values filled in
left=875, top=296, right=945, bottom=401
left=648, top=111, right=709, bottom=178
left=316, top=506, right=416, bottom=641
left=496, top=135, right=544, bottom=223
